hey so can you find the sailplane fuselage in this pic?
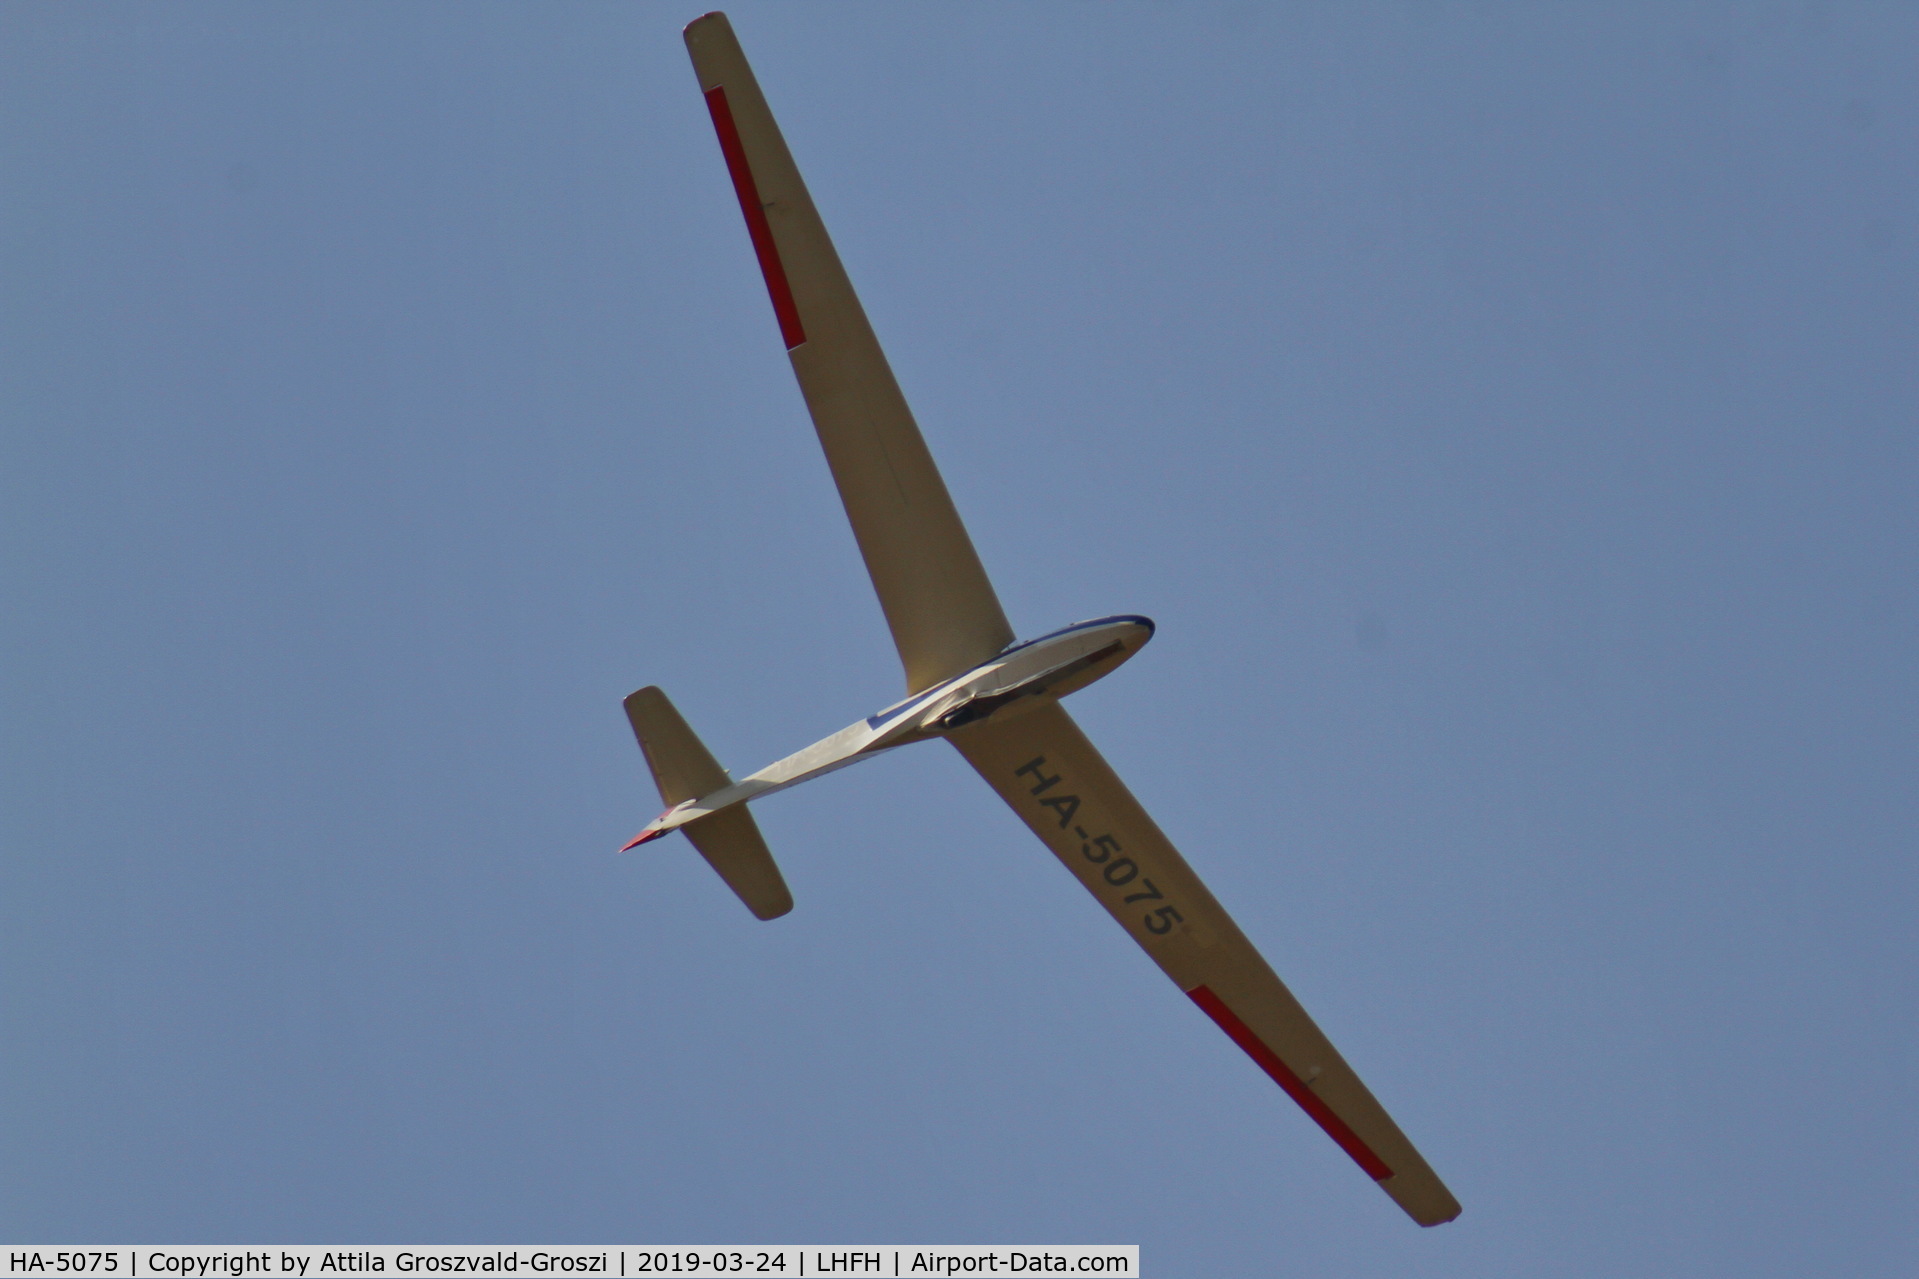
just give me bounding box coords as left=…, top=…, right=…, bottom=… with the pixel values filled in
left=624, top=615, right=1153, bottom=847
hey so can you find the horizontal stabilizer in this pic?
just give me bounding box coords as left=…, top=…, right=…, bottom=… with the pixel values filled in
left=681, top=806, right=792, bottom=921
left=623, top=686, right=793, bottom=920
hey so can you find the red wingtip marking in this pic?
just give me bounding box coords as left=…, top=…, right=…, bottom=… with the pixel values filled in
left=1188, top=985, right=1395, bottom=1182
left=704, top=85, right=806, bottom=350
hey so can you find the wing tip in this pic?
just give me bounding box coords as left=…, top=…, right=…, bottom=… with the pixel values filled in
left=748, top=892, right=795, bottom=922
left=1392, top=1182, right=1462, bottom=1227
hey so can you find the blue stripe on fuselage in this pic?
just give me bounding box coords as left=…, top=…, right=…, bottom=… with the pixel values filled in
left=863, top=615, right=1153, bottom=729
left=864, top=685, right=946, bottom=730
left=994, top=614, right=1155, bottom=658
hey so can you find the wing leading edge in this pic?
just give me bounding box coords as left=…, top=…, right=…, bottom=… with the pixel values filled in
left=951, top=703, right=1461, bottom=1227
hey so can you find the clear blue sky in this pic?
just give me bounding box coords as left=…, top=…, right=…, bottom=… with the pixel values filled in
left=5, top=4, right=1915, bottom=1274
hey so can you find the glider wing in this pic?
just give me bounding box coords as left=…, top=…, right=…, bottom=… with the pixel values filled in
left=950, top=702, right=1461, bottom=1227
left=685, top=12, right=1013, bottom=694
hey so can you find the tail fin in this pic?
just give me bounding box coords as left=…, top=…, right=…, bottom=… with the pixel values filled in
left=623, top=686, right=794, bottom=920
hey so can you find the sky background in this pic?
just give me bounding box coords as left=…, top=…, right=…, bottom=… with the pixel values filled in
left=4, top=3, right=1915, bottom=1274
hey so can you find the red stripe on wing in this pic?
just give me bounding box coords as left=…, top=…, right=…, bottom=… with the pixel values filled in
left=704, top=85, right=807, bottom=349
left=1188, top=984, right=1395, bottom=1181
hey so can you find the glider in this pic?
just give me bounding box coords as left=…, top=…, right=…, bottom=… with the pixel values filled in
left=622, top=11, right=1460, bottom=1227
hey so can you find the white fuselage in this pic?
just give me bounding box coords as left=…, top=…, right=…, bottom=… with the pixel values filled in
left=628, top=616, right=1154, bottom=843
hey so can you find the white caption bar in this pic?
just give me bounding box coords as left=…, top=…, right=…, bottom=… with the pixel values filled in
left=6, top=1249, right=1139, bottom=1279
